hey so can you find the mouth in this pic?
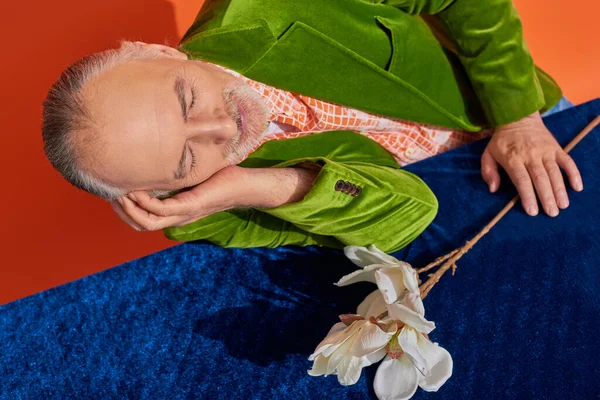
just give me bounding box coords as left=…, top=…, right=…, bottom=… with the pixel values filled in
left=223, top=83, right=270, bottom=164
left=236, top=99, right=248, bottom=143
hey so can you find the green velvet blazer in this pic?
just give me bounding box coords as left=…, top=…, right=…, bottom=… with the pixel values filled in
left=163, top=0, right=562, bottom=253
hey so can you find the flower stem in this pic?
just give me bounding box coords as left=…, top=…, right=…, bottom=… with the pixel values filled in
left=416, top=249, right=459, bottom=274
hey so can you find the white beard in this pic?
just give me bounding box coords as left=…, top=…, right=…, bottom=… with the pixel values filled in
left=222, top=81, right=270, bottom=165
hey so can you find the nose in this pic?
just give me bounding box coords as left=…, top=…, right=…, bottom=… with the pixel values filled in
left=187, top=113, right=238, bottom=145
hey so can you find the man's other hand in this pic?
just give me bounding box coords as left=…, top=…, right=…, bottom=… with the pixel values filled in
left=481, top=112, right=583, bottom=217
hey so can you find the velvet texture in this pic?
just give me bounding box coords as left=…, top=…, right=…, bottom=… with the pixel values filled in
left=164, top=131, right=438, bottom=254
left=179, top=0, right=561, bottom=131
left=1, top=101, right=599, bottom=398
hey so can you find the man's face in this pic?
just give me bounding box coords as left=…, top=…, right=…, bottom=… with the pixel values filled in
left=79, top=56, right=269, bottom=194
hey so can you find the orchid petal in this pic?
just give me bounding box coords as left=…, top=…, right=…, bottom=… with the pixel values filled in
left=326, top=328, right=359, bottom=374
left=364, top=347, right=387, bottom=367
left=335, top=264, right=388, bottom=287
left=357, top=290, right=379, bottom=317
left=374, top=355, right=419, bottom=400
left=357, top=290, right=387, bottom=318
left=336, top=355, right=365, bottom=386
left=368, top=295, right=390, bottom=320
left=344, top=245, right=399, bottom=267
left=339, top=314, right=366, bottom=327
left=398, top=327, right=429, bottom=377
left=387, top=303, right=435, bottom=334
left=322, top=320, right=365, bottom=358
left=416, top=335, right=453, bottom=392
left=375, top=268, right=409, bottom=304
left=402, top=292, right=425, bottom=317
left=307, top=354, right=329, bottom=377
left=327, top=322, right=347, bottom=337
left=310, top=320, right=363, bottom=360
left=366, top=245, right=402, bottom=265
left=399, top=263, right=419, bottom=294
left=350, top=322, right=393, bottom=358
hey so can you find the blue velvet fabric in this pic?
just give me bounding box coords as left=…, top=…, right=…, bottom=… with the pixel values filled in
left=2, top=100, right=600, bottom=399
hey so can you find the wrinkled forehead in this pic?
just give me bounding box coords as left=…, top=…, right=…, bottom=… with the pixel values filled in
left=76, top=58, right=183, bottom=187
left=82, top=58, right=181, bottom=129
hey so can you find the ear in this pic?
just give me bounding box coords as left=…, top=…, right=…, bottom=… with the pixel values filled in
left=132, top=41, right=189, bottom=60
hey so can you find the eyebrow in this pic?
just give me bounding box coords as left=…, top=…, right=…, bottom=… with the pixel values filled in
left=173, top=76, right=190, bottom=180
left=174, top=76, right=188, bottom=121
left=173, top=144, right=188, bottom=180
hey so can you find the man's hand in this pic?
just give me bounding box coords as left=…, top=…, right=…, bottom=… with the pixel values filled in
left=109, top=165, right=246, bottom=231
left=109, top=165, right=320, bottom=231
left=481, top=112, right=583, bottom=217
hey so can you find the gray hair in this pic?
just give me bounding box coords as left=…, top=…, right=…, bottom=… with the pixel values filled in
left=42, top=40, right=189, bottom=201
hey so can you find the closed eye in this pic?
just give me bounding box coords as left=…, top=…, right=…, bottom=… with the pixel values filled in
left=189, top=87, right=196, bottom=112
left=190, top=147, right=197, bottom=169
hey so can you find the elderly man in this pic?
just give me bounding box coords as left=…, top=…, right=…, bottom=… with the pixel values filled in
left=42, top=0, right=582, bottom=253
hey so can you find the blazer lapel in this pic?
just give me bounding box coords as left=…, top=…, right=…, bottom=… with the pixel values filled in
left=179, top=19, right=482, bottom=131
left=245, top=22, right=481, bottom=131
left=178, top=19, right=276, bottom=74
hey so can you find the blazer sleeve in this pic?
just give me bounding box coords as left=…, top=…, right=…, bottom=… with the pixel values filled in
left=163, top=133, right=438, bottom=254
left=383, top=0, right=546, bottom=126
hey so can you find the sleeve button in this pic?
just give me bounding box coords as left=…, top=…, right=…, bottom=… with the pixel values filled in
left=336, top=180, right=361, bottom=196
left=350, top=185, right=362, bottom=197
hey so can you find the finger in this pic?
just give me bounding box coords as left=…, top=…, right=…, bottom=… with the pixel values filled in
left=504, top=162, right=538, bottom=216
left=526, top=163, right=558, bottom=217
left=110, top=199, right=144, bottom=230
left=556, top=151, right=583, bottom=192
left=109, top=199, right=144, bottom=231
left=120, top=196, right=183, bottom=231
left=481, top=150, right=501, bottom=193
left=542, top=156, right=569, bottom=209
left=127, top=191, right=185, bottom=218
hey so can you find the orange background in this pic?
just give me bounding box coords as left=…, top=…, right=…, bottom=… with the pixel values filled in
left=0, top=1, right=598, bottom=305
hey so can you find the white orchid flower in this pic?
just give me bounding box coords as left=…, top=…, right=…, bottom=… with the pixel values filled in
left=310, top=244, right=452, bottom=399
left=338, top=245, right=419, bottom=304
left=308, top=317, right=394, bottom=386
left=373, top=293, right=453, bottom=400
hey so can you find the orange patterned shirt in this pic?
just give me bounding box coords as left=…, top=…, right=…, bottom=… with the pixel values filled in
left=221, top=66, right=490, bottom=166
